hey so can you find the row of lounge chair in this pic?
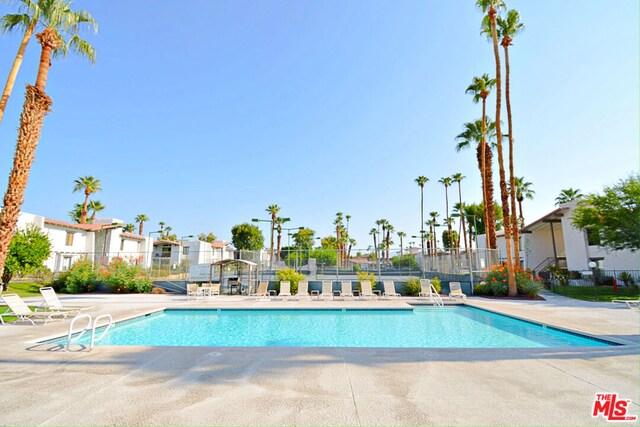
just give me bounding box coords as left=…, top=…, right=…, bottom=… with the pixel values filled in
left=0, top=287, right=93, bottom=325
left=248, top=279, right=467, bottom=301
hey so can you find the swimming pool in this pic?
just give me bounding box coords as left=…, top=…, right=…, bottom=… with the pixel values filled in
left=63, top=307, right=613, bottom=348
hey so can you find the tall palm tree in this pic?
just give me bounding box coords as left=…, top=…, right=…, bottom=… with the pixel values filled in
left=512, top=177, right=534, bottom=227
left=72, top=176, right=101, bottom=224
left=87, top=200, right=104, bottom=223
left=123, top=223, right=135, bottom=233
left=135, top=214, right=148, bottom=235
left=275, top=217, right=287, bottom=259
left=465, top=74, right=497, bottom=249
left=555, top=188, right=582, bottom=205
left=68, top=203, right=82, bottom=223
left=0, top=0, right=96, bottom=125
left=415, top=176, right=429, bottom=256
left=369, top=228, right=378, bottom=260
left=428, top=212, right=440, bottom=254
left=347, top=238, right=356, bottom=261
left=334, top=212, right=344, bottom=266
left=478, top=0, right=516, bottom=296
left=438, top=177, right=454, bottom=251
left=385, top=223, right=394, bottom=261
left=397, top=231, right=406, bottom=256
left=158, top=221, right=165, bottom=232
left=452, top=173, right=468, bottom=251
left=497, top=8, right=525, bottom=267
left=266, top=204, right=280, bottom=261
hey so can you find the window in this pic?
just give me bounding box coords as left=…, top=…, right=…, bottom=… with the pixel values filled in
left=65, top=232, right=74, bottom=246
left=62, top=256, right=72, bottom=271
left=586, top=228, right=601, bottom=246
left=161, top=246, right=171, bottom=257
left=120, top=239, right=125, bottom=251
left=183, top=246, right=190, bottom=255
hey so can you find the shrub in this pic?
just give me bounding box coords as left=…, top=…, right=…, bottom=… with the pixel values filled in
left=275, top=268, right=306, bottom=294
left=547, top=265, right=569, bottom=286
left=430, top=276, right=442, bottom=293
left=356, top=271, right=376, bottom=291
left=569, top=270, right=582, bottom=280
left=518, top=279, right=543, bottom=297
left=62, top=259, right=99, bottom=294
left=404, top=277, right=421, bottom=296
left=101, top=258, right=152, bottom=293
left=618, top=271, right=635, bottom=286
left=478, top=264, right=542, bottom=297
left=391, top=254, right=418, bottom=269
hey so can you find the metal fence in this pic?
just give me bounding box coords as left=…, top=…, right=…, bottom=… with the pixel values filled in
left=546, top=269, right=640, bottom=301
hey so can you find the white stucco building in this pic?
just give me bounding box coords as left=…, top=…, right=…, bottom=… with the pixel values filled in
left=480, top=201, right=640, bottom=272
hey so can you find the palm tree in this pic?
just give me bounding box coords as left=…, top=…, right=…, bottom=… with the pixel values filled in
left=496, top=8, right=525, bottom=267
left=438, top=177, right=454, bottom=251
left=451, top=173, right=468, bottom=251
left=397, top=231, right=406, bottom=256
left=369, top=228, right=378, bottom=260
left=555, top=188, right=582, bottom=205
left=334, top=212, right=344, bottom=266
left=385, top=223, right=394, bottom=261
left=477, top=0, right=516, bottom=296
left=275, top=217, right=286, bottom=258
left=415, top=176, right=429, bottom=256
left=465, top=74, right=497, bottom=249
left=158, top=221, right=165, bottom=232
left=429, top=211, right=440, bottom=254
left=511, top=177, right=534, bottom=227
left=135, top=214, right=148, bottom=235
left=266, top=204, right=280, bottom=261
left=347, top=238, right=356, bottom=261
left=123, top=223, right=135, bottom=233
left=68, top=203, right=82, bottom=223
left=72, top=176, right=101, bottom=224
left=87, top=200, right=105, bottom=223
left=0, top=0, right=96, bottom=126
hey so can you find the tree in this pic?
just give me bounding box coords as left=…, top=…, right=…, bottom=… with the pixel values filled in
left=451, top=173, right=468, bottom=251
left=87, top=199, right=104, bottom=223
left=158, top=221, right=165, bottom=232
left=397, top=231, right=406, bottom=256
left=442, top=229, right=459, bottom=250
left=385, top=223, right=394, bottom=261
left=72, top=176, right=101, bottom=224
left=0, top=0, right=96, bottom=126
left=415, top=176, right=429, bottom=255
left=511, top=177, right=534, bottom=226
left=68, top=203, right=82, bottom=223
left=464, top=74, right=497, bottom=249
left=556, top=188, right=583, bottom=205
left=275, top=217, right=287, bottom=258
left=0, top=1, right=97, bottom=278
left=134, top=214, right=148, bottom=235
left=309, top=248, right=337, bottom=266
left=572, top=175, right=640, bottom=251
left=478, top=0, right=516, bottom=296
left=197, top=232, right=217, bottom=243
left=496, top=8, right=525, bottom=267
left=428, top=211, right=440, bottom=253
left=292, top=228, right=315, bottom=249
left=265, top=204, right=280, bottom=260
left=2, top=224, right=51, bottom=290
left=438, top=177, right=454, bottom=250
left=463, top=202, right=504, bottom=249
left=320, top=236, right=338, bottom=249
left=231, top=223, right=264, bottom=250
left=369, top=228, right=378, bottom=259
left=123, top=223, right=135, bottom=233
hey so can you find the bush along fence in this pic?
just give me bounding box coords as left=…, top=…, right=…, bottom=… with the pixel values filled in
left=49, top=258, right=152, bottom=294
left=546, top=268, right=640, bottom=302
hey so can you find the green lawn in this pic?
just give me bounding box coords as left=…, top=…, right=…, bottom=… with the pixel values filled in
left=551, top=285, right=640, bottom=302
left=3, top=281, right=45, bottom=298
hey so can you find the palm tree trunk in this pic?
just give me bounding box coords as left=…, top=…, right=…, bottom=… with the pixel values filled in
left=518, top=198, right=524, bottom=227
left=89, top=212, right=96, bottom=223
left=386, top=231, right=390, bottom=261
left=138, top=221, right=144, bottom=235
left=372, top=234, right=377, bottom=260
left=0, top=85, right=53, bottom=282
left=444, top=188, right=452, bottom=251
left=80, top=193, right=90, bottom=224
left=276, top=230, right=282, bottom=258
left=0, top=19, right=36, bottom=126
left=489, top=8, right=517, bottom=295
left=503, top=41, right=521, bottom=269
left=458, top=183, right=468, bottom=252
left=420, top=187, right=425, bottom=257
left=480, top=99, right=493, bottom=250
left=399, top=236, right=403, bottom=256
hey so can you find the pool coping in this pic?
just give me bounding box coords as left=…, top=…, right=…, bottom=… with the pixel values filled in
left=35, top=303, right=628, bottom=348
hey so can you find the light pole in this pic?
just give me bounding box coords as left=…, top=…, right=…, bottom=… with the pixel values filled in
left=252, top=217, right=290, bottom=272
left=589, top=261, right=598, bottom=301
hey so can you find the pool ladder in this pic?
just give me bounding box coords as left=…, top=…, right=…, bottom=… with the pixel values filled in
left=66, top=313, right=113, bottom=351
left=430, top=284, right=444, bottom=307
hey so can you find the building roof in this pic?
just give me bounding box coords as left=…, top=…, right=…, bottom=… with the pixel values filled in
left=44, top=218, right=120, bottom=232
left=521, top=207, right=568, bottom=233
left=210, top=240, right=230, bottom=249
left=120, top=232, right=146, bottom=240
left=153, top=239, right=180, bottom=246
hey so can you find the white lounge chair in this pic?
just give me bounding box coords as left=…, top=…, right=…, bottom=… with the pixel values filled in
left=210, top=284, right=221, bottom=296
left=296, top=281, right=309, bottom=300
left=321, top=281, right=334, bottom=300
left=383, top=281, right=401, bottom=298
left=340, top=281, right=355, bottom=299
left=0, top=293, right=68, bottom=325
left=279, top=281, right=292, bottom=300
left=612, top=299, right=640, bottom=310
left=360, top=280, right=376, bottom=300
left=186, top=283, right=199, bottom=300
left=419, top=279, right=444, bottom=306
left=251, top=281, right=270, bottom=299
left=39, top=287, right=94, bottom=316
left=448, top=282, right=467, bottom=300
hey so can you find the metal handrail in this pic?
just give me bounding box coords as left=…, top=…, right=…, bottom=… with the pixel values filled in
left=90, top=314, right=113, bottom=350
left=430, top=284, right=444, bottom=307
left=66, top=314, right=92, bottom=351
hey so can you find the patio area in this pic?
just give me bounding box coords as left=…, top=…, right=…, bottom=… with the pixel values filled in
left=0, top=292, right=638, bottom=426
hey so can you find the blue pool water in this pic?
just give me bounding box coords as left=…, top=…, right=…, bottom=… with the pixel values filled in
left=65, top=307, right=611, bottom=348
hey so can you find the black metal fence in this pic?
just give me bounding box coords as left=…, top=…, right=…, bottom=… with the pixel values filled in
left=547, top=269, right=640, bottom=301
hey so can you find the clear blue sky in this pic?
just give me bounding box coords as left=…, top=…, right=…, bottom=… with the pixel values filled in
left=0, top=0, right=638, bottom=249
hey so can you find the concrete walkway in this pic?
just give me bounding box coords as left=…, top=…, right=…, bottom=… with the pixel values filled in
left=0, top=292, right=638, bottom=426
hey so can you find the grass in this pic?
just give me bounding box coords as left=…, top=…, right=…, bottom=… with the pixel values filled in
left=551, top=285, right=640, bottom=302
left=3, top=281, right=45, bottom=298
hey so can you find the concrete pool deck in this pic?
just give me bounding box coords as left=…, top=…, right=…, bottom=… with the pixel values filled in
left=0, top=292, right=638, bottom=426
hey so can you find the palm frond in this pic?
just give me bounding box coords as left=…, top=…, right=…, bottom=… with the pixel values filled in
left=0, top=13, right=31, bottom=33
